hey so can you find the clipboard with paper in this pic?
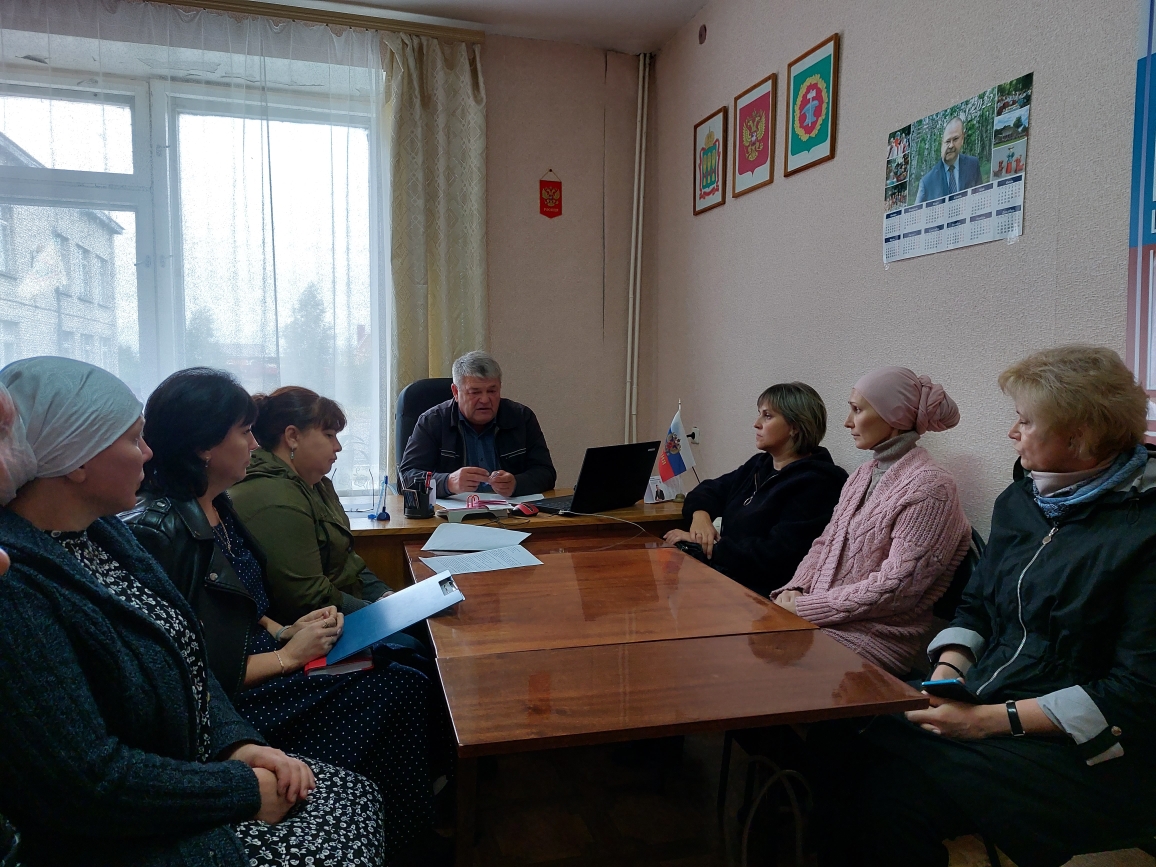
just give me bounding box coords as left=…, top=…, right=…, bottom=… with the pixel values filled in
left=324, top=570, right=464, bottom=664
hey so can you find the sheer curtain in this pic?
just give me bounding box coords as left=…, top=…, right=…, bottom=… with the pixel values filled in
left=380, top=31, right=486, bottom=478
left=0, top=0, right=386, bottom=494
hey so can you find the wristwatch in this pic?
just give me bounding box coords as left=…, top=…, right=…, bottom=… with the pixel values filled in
left=1005, top=700, right=1025, bottom=737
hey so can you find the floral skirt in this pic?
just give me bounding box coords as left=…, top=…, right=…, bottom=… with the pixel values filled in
left=232, top=757, right=384, bottom=867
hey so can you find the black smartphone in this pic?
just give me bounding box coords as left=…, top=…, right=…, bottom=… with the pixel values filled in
left=920, top=678, right=979, bottom=704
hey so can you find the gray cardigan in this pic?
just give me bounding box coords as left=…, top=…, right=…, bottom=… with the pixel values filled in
left=0, top=509, right=263, bottom=866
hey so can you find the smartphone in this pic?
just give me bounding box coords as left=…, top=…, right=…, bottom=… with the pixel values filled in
left=920, top=678, right=979, bottom=704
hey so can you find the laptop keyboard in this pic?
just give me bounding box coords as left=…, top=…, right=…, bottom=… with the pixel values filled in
left=535, top=495, right=575, bottom=513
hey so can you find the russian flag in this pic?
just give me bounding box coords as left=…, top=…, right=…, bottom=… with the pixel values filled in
left=656, top=409, right=696, bottom=482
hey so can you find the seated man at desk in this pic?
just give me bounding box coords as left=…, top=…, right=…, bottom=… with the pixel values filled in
left=399, top=350, right=557, bottom=498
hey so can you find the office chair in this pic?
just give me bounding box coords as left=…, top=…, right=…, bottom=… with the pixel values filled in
left=394, top=377, right=454, bottom=469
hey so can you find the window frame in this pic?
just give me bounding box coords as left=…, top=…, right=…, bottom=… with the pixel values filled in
left=0, top=57, right=385, bottom=489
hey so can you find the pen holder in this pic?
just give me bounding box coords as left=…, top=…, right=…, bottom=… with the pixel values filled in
left=403, top=485, right=434, bottom=518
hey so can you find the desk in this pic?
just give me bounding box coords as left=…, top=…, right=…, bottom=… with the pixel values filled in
left=402, top=534, right=925, bottom=865
left=407, top=541, right=809, bottom=658
left=348, top=490, right=684, bottom=589
left=439, top=631, right=926, bottom=758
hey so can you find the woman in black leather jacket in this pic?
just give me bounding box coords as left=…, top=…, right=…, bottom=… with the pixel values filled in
left=123, top=367, right=436, bottom=860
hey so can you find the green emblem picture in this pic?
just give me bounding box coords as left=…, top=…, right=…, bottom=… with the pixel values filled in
left=784, top=34, right=839, bottom=177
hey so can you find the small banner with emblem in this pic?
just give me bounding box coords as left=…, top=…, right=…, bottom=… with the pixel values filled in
left=540, top=169, right=562, bottom=218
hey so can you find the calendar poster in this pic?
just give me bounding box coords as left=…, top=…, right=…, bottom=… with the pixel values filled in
left=884, top=73, right=1032, bottom=263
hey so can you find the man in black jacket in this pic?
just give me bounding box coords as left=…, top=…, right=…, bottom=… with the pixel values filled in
left=399, top=350, right=557, bottom=498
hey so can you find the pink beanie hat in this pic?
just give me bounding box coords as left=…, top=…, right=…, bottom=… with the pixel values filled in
left=854, top=366, right=960, bottom=435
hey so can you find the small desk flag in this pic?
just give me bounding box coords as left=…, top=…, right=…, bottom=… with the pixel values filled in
left=657, top=409, right=696, bottom=482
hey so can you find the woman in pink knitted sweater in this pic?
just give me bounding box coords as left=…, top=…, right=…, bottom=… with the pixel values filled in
left=772, top=367, right=971, bottom=674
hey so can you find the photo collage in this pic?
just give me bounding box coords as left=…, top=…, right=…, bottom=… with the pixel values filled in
left=883, top=73, right=1032, bottom=263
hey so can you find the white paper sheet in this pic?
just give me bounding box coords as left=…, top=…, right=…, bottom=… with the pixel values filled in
left=439, top=492, right=545, bottom=505
left=419, top=545, right=542, bottom=574
left=421, top=522, right=531, bottom=552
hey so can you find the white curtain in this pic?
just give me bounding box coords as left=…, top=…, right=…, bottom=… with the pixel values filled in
left=380, top=32, right=486, bottom=477
left=0, top=0, right=386, bottom=494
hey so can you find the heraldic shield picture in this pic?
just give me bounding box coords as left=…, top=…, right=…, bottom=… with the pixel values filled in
left=785, top=33, right=840, bottom=177
left=693, top=106, right=727, bottom=215
left=733, top=73, right=776, bottom=197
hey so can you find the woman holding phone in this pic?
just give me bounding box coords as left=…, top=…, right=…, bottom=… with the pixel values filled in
left=814, top=346, right=1156, bottom=866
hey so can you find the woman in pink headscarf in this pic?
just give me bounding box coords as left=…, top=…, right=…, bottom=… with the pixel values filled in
left=771, top=367, right=971, bottom=674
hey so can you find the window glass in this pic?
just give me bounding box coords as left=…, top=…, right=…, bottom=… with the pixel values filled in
left=0, top=205, right=141, bottom=395
left=178, top=112, right=373, bottom=492
left=0, top=94, right=133, bottom=174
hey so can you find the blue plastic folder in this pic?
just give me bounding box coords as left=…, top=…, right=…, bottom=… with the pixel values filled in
left=325, top=570, right=464, bottom=664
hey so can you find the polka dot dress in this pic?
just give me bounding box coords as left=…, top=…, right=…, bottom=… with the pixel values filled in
left=50, top=531, right=385, bottom=866
left=215, top=514, right=434, bottom=858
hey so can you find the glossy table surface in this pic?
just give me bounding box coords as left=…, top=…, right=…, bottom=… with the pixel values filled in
left=438, top=631, right=927, bottom=756
left=347, top=489, right=684, bottom=537
left=408, top=541, right=812, bottom=658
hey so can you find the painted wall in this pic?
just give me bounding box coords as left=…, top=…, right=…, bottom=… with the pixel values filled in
left=485, top=34, right=640, bottom=485
left=637, top=0, right=1137, bottom=533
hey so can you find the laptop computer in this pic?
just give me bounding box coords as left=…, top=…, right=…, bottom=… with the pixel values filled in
left=536, top=441, right=661, bottom=515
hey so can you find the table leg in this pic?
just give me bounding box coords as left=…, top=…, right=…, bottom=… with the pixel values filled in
left=454, top=756, right=477, bottom=867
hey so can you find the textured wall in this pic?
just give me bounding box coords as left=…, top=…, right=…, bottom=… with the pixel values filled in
left=637, top=0, right=1137, bottom=533
left=485, top=35, right=640, bottom=485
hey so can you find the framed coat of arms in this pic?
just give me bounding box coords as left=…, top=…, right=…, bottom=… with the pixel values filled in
left=784, top=34, right=840, bottom=177
left=693, top=106, right=727, bottom=215
left=733, top=74, right=776, bottom=197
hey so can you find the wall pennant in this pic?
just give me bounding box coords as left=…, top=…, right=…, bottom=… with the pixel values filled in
left=540, top=170, right=562, bottom=218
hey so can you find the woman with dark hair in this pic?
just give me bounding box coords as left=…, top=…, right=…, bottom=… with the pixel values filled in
left=123, top=368, right=433, bottom=860
left=663, top=382, right=848, bottom=596
left=0, top=358, right=384, bottom=867
left=228, top=386, right=386, bottom=623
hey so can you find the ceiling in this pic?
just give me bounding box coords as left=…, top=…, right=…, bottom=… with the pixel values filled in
left=292, top=0, right=708, bottom=54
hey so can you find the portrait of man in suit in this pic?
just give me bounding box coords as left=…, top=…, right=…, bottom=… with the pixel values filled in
left=915, top=116, right=982, bottom=203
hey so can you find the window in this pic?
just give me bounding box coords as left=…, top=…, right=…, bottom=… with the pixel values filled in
left=176, top=110, right=373, bottom=491
left=0, top=207, right=12, bottom=275
left=0, top=93, right=133, bottom=175
left=0, top=7, right=385, bottom=483
left=76, top=246, right=93, bottom=301
left=0, top=321, right=17, bottom=365
left=1, top=206, right=134, bottom=384
left=96, top=255, right=111, bottom=305
left=53, top=234, right=71, bottom=292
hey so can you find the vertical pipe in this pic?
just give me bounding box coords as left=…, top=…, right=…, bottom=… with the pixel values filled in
left=630, top=54, right=650, bottom=443
left=624, top=53, right=645, bottom=442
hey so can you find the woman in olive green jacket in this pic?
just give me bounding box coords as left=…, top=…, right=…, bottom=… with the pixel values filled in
left=230, top=387, right=388, bottom=623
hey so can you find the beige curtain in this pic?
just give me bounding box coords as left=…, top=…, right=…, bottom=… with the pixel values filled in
left=380, top=32, right=486, bottom=474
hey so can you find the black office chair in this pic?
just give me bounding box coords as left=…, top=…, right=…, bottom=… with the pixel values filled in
left=394, top=377, right=453, bottom=470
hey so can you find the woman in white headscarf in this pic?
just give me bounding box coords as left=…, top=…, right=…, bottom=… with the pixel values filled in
left=0, top=356, right=386, bottom=867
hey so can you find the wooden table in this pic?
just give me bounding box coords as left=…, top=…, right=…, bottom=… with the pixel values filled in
left=348, top=490, right=684, bottom=589
left=407, top=539, right=809, bottom=658
left=438, top=631, right=925, bottom=757
left=402, top=536, right=926, bottom=865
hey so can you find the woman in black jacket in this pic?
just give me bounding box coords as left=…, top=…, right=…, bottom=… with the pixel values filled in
left=815, top=345, right=1156, bottom=867
left=664, top=382, right=847, bottom=596
left=123, top=368, right=436, bottom=859
left=0, top=356, right=382, bottom=867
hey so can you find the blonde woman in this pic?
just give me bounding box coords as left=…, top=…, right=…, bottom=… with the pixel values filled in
left=814, top=346, right=1156, bottom=867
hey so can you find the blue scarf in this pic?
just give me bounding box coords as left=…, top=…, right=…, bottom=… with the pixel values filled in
left=1032, top=444, right=1149, bottom=520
